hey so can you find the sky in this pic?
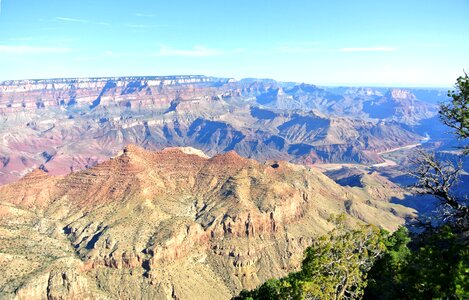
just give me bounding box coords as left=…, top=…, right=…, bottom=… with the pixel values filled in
left=0, top=0, right=468, bottom=86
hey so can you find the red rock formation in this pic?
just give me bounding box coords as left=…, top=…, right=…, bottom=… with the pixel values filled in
left=0, top=146, right=415, bottom=299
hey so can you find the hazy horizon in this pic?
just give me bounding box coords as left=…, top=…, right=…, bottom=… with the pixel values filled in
left=0, top=73, right=454, bottom=89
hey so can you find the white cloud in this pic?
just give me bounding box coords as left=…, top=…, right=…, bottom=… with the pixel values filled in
left=154, top=45, right=244, bottom=57
left=0, top=45, right=73, bottom=54
left=56, top=17, right=110, bottom=26
left=340, top=46, right=397, bottom=52
left=56, top=17, right=89, bottom=23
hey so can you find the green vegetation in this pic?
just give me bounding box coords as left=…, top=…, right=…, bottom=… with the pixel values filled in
left=236, top=224, right=468, bottom=300
left=440, top=72, right=469, bottom=145
left=366, top=226, right=469, bottom=299
left=235, top=74, right=469, bottom=299
left=409, top=72, right=469, bottom=230
left=408, top=72, right=469, bottom=231
left=236, top=215, right=387, bottom=300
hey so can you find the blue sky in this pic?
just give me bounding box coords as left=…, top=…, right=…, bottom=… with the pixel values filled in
left=0, top=0, right=468, bottom=86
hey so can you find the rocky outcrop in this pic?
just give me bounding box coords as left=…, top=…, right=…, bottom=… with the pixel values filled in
left=0, top=76, right=232, bottom=112
left=362, top=89, right=437, bottom=124
left=14, top=267, right=107, bottom=300
left=0, top=146, right=415, bottom=299
left=0, top=76, right=429, bottom=185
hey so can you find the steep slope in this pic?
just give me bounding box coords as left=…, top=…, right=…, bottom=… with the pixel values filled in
left=362, top=89, right=437, bottom=124
left=0, top=76, right=233, bottom=112
left=325, top=167, right=406, bottom=201
left=0, top=76, right=429, bottom=185
left=258, top=85, right=439, bottom=124
left=0, top=146, right=415, bottom=299
left=0, top=109, right=422, bottom=185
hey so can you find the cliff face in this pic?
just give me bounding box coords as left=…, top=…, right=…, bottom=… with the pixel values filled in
left=0, top=146, right=415, bottom=299
left=0, top=76, right=232, bottom=112
left=362, top=88, right=437, bottom=124
left=257, top=85, right=438, bottom=124
left=0, top=76, right=427, bottom=185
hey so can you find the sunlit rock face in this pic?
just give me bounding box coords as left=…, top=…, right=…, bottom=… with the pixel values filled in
left=0, top=146, right=414, bottom=299
left=0, top=76, right=432, bottom=185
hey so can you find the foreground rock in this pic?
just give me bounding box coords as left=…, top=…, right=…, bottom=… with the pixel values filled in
left=0, top=146, right=415, bottom=299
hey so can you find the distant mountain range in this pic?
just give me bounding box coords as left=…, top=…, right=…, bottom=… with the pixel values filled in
left=0, top=75, right=446, bottom=184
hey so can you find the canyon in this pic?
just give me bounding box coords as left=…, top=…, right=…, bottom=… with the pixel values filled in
left=0, top=145, right=415, bottom=299
left=0, top=75, right=441, bottom=185
left=0, top=75, right=457, bottom=299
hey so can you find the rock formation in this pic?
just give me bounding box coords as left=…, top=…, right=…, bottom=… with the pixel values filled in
left=0, top=76, right=434, bottom=185
left=0, top=146, right=415, bottom=299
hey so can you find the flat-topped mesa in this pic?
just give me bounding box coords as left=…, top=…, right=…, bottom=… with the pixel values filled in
left=0, top=75, right=240, bottom=114
left=0, top=75, right=235, bottom=87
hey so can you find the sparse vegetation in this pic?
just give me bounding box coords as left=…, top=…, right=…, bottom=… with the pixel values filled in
left=408, top=72, right=469, bottom=230
left=440, top=72, right=469, bottom=150
left=237, top=223, right=468, bottom=300
left=235, top=74, right=469, bottom=300
left=236, top=215, right=387, bottom=300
